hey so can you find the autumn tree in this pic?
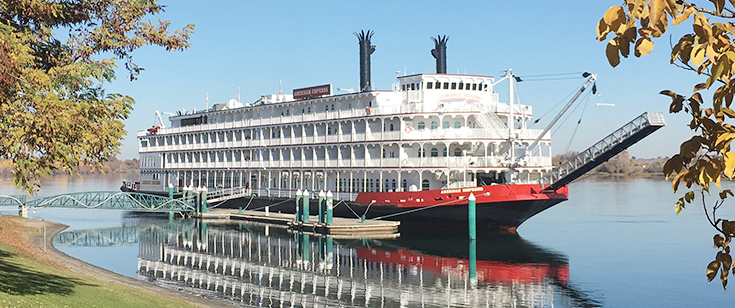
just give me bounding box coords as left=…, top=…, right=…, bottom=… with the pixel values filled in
left=0, top=1, right=193, bottom=194
left=597, top=0, right=735, bottom=289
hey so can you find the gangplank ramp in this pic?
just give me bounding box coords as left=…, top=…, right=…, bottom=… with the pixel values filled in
left=539, top=112, right=665, bottom=191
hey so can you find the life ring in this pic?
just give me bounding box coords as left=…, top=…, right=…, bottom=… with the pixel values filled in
left=366, top=106, right=372, bottom=115
left=402, top=158, right=409, bottom=166
left=404, top=125, right=414, bottom=133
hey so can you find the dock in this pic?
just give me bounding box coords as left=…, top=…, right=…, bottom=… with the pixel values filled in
left=196, top=209, right=400, bottom=239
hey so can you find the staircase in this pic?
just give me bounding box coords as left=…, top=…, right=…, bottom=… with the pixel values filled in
left=475, top=111, right=507, bottom=131
left=539, top=112, right=665, bottom=191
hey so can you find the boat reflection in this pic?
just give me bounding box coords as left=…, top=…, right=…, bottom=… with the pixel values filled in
left=53, top=220, right=600, bottom=307
left=131, top=221, right=600, bottom=307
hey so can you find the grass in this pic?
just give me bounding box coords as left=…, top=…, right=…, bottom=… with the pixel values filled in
left=0, top=218, right=197, bottom=308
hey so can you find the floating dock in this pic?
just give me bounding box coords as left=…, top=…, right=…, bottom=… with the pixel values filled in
left=196, top=209, right=400, bottom=239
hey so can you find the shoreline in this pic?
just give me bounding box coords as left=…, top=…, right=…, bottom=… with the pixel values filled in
left=0, top=215, right=229, bottom=308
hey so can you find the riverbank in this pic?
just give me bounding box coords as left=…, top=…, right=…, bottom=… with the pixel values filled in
left=0, top=214, right=226, bottom=308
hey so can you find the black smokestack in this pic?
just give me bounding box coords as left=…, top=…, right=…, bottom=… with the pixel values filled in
left=354, top=30, right=376, bottom=92
left=431, top=35, right=448, bottom=74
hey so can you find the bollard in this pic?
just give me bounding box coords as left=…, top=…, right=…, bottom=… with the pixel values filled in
left=302, top=190, right=310, bottom=222
left=326, top=191, right=333, bottom=224
left=168, top=183, right=174, bottom=199
left=239, top=207, right=243, bottom=214
left=201, top=185, right=208, bottom=213
left=295, top=189, right=302, bottom=222
left=318, top=190, right=326, bottom=224
left=468, top=193, right=477, bottom=287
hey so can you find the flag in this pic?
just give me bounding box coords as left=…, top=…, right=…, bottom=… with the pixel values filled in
left=206, top=93, right=209, bottom=109
left=237, top=87, right=240, bottom=104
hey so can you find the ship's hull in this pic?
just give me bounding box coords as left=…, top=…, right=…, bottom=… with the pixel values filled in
left=206, top=184, right=568, bottom=232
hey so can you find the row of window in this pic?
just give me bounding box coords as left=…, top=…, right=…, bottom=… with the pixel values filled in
left=402, top=81, right=488, bottom=91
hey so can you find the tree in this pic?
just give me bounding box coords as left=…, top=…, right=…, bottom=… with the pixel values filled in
left=0, top=1, right=193, bottom=194
left=597, top=0, right=735, bottom=290
left=597, top=150, right=635, bottom=174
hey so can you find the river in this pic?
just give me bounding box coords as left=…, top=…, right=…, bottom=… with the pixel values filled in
left=0, top=174, right=731, bottom=307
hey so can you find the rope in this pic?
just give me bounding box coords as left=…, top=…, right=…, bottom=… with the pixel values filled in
left=249, top=197, right=293, bottom=211
left=332, top=200, right=362, bottom=219
left=368, top=198, right=464, bottom=221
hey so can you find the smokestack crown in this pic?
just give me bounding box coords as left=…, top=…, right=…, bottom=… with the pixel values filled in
left=355, top=30, right=376, bottom=92
left=431, top=35, right=448, bottom=74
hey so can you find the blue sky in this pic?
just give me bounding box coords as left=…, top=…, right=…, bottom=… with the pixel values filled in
left=106, top=1, right=701, bottom=159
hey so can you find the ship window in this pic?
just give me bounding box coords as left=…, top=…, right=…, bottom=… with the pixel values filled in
left=417, top=121, right=425, bottom=130
left=390, top=123, right=394, bottom=131
left=325, top=106, right=329, bottom=112
left=459, top=82, right=464, bottom=90
left=479, top=83, right=484, bottom=91
left=286, top=109, right=290, bottom=115
left=307, top=107, right=311, bottom=113
left=426, top=82, right=433, bottom=89
left=402, top=179, right=407, bottom=191
left=402, top=84, right=406, bottom=91
left=411, top=83, right=415, bottom=90
left=331, top=104, right=335, bottom=111
left=454, top=121, right=461, bottom=128
left=391, top=179, right=397, bottom=191
left=451, top=83, right=457, bottom=89
left=384, top=179, right=389, bottom=192
left=442, top=148, right=447, bottom=156
left=435, top=81, right=441, bottom=89
left=418, top=148, right=425, bottom=157
left=431, top=148, right=438, bottom=157
left=422, top=180, right=430, bottom=191
left=327, top=126, right=332, bottom=135
left=472, top=84, right=477, bottom=90
left=443, top=82, right=449, bottom=89
left=454, top=148, right=462, bottom=157
left=430, top=121, right=438, bottom=129
left=442, top=121, right=449, bottom=129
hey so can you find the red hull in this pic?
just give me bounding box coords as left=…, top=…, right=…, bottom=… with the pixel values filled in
left=211, top=184, right=568, bottom=231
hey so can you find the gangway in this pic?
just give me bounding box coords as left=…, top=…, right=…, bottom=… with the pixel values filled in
left=538, top=112, right=665, bottom=191
left=206, top=186, right=248, bottom=204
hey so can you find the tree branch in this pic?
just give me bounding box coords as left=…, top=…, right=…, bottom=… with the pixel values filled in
left=682, top=1, right=735, bottom=18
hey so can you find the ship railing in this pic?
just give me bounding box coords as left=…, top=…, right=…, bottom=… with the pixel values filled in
left=443, top=181, right=477, bottom=189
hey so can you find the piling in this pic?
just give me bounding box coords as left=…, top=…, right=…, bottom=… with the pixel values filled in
left=326, top=191, right=333, bottom=224
left=201, top=185, right=208, bottom=213
left=168, top=183, right=174, bottom=199
left=468, top=192, right=477, bottom=287
left=295, top=189, right=302, bottom=222
left=302, top=190, right=310, bottom=222
left=318, top=190, right=326, bottom=224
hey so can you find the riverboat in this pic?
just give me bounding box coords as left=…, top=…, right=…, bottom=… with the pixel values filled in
left=128, top=31, right=660, bottom=232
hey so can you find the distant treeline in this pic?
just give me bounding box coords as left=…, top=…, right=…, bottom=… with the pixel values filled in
left=0, top=157, right=139, bottom=177
left=554, top=150, right=666, bottom=179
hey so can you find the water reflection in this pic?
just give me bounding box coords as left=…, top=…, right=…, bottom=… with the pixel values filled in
left=56, top=221, right=601, bottom=307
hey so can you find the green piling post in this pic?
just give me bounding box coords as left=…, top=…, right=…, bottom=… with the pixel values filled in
left=326, top=237, right=333, bottom=269
left=168, top=183, right=174, bottom=199
left=468, top=192, right=477, bottom=287
left=169, top=212, right=174, bottom=221
left=326, top=191, right=333, bottom=224
left=295, top=189, right=302, bottom=222
left=303, top=234, right=310, bottom=263
left=318, top=190, right=326, bottom=224
left=302, top=190, right=310, bottom=222
left=201, top=185, right=208, bottom=213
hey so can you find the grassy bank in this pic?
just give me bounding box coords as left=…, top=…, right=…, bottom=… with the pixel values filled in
left=0, top=215, right=197, bottom=308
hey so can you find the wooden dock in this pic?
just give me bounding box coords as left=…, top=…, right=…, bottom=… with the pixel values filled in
left=196, top=209, right=400, bottom=239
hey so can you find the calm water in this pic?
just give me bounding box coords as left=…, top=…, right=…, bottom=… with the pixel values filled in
left=1, top=175, right=733, bottom=307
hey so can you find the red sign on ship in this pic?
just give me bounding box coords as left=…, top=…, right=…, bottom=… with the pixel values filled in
left=293, top=84, right=332, bottom=100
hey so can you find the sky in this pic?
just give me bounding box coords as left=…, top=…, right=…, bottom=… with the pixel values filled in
left=104, top=0, right=701, bottom=160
